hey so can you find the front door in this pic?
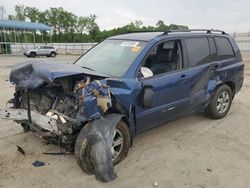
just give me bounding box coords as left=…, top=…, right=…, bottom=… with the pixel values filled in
left=135, top=40, right=192, bottom=132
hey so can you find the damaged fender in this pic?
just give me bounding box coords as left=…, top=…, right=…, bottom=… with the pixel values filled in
left=74, top=113, right=125, bottom=182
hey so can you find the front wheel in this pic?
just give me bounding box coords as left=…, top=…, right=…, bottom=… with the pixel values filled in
left=74, top=120, right=131, bottom=173
left=112, top=120, right=131, bottom=165
left=206, top=85, right=233, bottom=119
left=29, top=52, right=36, bottom=58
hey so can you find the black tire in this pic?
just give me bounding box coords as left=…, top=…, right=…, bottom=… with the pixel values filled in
left=21, top=122, right=30, bottom=132
left=74, top=123, right=94, bottom=174
left=206, top=84, right=233, bottom=119
left=74, top=120, right=131, bottom=174
left=29, top=52, right=36, bottom=58
left=50, top=52, right=56, bottom=58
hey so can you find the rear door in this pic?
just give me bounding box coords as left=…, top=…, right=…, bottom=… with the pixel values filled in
left=183, top=37, right=219, bottom=111
left=37, top=46, right=47, bottom=56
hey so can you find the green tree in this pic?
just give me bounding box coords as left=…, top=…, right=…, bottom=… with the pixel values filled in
left=45, top=8, right=59, bottom=40
left=15, top=5, right=26, bottom=21
left=77, top=16, right=88, bottom=35
left=37, top=11, right=48, bottom=25
left=8, top=5, right=26, bottom=21
left=134, top=20, right=143, bottom=29
left=156, top=20, right=168, bottom=31
left=7, top=4, right=189, bottom=43
left=85, top=14, right=100, bottom=41
left=25, top=7, right=40, bottom=22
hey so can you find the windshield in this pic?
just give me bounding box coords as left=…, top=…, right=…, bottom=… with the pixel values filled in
left=75, top=39, right=147, bottom=77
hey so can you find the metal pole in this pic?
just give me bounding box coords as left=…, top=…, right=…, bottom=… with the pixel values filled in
left=41, top=31, right=44, bottom=43
left=33, top=30, right=35, bottom=47
left=3, top=27, right=7, bottom=54
left=17, top=30, right=21, bottom=54
left=50, top=31, right=52, bottom=44
left=14, top=28, right=17, bottom=43
left=0, top=28, right=2, bottom=54
left=24, top=29, right=27, bottom=49
left=14, top=28, right=17, bottom=55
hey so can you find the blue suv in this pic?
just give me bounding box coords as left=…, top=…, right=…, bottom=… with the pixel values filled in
left=2, top=29, right=244, bottom=181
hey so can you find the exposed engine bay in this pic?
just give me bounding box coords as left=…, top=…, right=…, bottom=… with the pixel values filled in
left=11, top=75, right=112, bottom=151
left=0, top=61, right=137, bottom=182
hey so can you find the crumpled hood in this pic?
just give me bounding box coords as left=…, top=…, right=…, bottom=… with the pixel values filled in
left=10, top=61, right=107, bottom=89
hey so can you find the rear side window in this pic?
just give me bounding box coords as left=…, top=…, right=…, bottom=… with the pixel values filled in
left=214, top=37, right=234, bottom=58
left=185, top=38, right=210, bottom=67
left=44, top=46, right=54, bottom=49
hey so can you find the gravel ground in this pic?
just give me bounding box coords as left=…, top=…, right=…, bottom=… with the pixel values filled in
left=0, top=54, right=249, bottom=188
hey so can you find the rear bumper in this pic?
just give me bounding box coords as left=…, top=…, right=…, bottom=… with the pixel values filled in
left=235, top=77, right=244, bottom=93
left=0, top=108, right=58, bottom=134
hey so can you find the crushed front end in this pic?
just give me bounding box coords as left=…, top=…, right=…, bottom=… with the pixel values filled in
left=1, top=61, right=112, bottom=152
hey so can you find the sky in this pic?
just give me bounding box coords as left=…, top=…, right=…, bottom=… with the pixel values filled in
left=1, top=0, right=250, bottom=33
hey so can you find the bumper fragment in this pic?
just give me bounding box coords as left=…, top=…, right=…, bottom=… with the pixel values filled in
left=0, top=108, right=58, bottom=134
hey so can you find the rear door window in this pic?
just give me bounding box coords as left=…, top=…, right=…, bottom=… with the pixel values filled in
left=214, top=37, right=235, bottom=58
left=184, top=38, right=210, bottom=67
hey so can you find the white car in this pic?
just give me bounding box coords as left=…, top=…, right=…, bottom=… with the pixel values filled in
left=23, top=46, right=58, bottom=57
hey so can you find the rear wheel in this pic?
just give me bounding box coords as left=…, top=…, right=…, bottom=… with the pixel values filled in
left=206, top=85, right=233, bottom=119
left=50, top=52, right=56, bottom=58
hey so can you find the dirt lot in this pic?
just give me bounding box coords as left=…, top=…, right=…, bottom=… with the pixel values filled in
left=0, top=54, right=250, bottom=188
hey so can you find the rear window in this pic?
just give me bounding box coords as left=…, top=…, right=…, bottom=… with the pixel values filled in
left=45, top=46, right=54, bottom=49
left=214, top=37, right=234, bottom=57
left=185, top=38, right=210, bottom=67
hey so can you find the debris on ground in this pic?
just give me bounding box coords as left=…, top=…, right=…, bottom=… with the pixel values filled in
left=16, top=145, right=25, bottom=155
left=207, top=168, right=212, bottom=172
left=153, top=181, right=159, bottom=187
left=32, top=160, right=45, bottom=167
left=42, top=152, right=64, bottom=156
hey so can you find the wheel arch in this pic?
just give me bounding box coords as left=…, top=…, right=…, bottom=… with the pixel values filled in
left=206, top=80, right=235, bottom=107
left=109, top=94, right=134, bottom=145
left=213, top=81, right=235, bottom=99
left=30, top=51, right=37, bottom=55
left=224, top=81, right=235, bottom=97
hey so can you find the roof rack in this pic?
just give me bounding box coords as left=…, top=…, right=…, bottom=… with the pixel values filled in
left=163, top=29, right=227, bottom=35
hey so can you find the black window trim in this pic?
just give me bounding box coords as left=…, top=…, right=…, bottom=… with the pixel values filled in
left=184, top=36, right=212, bottom=68
left=214, top=36, right=236, bottom=58
left=136, top=39, right=184, bottom=80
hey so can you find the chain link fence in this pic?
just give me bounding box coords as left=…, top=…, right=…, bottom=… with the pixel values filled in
left=0, top=42, right=97, bottom=55
left=230, top=32, right=250, bottom=51
left=1, top=32, right=250, bottom=55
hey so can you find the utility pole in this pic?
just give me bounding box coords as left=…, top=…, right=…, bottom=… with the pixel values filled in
left=0, top=6, right=6, bottom=19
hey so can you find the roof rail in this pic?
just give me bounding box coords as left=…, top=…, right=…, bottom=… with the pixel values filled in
left=163, top=29, right=227, bottom=35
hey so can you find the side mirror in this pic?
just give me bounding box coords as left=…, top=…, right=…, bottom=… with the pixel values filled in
left=142, top=88, right=154, bottom=108
left=140, top=67, right=153, bottom=78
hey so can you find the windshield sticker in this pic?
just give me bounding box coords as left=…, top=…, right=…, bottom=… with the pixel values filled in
left=131, top=46, right=141, bottom=52
left=121, top=41, right=139, bottom=47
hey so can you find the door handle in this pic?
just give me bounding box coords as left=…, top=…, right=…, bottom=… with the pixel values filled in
left=214, top=64, right=219, bottom=69
left=210, top=63, right=220, bottom=72
left=179, top=74, right=186, bottom=79
left=177, top=74, right=187, bottom=82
